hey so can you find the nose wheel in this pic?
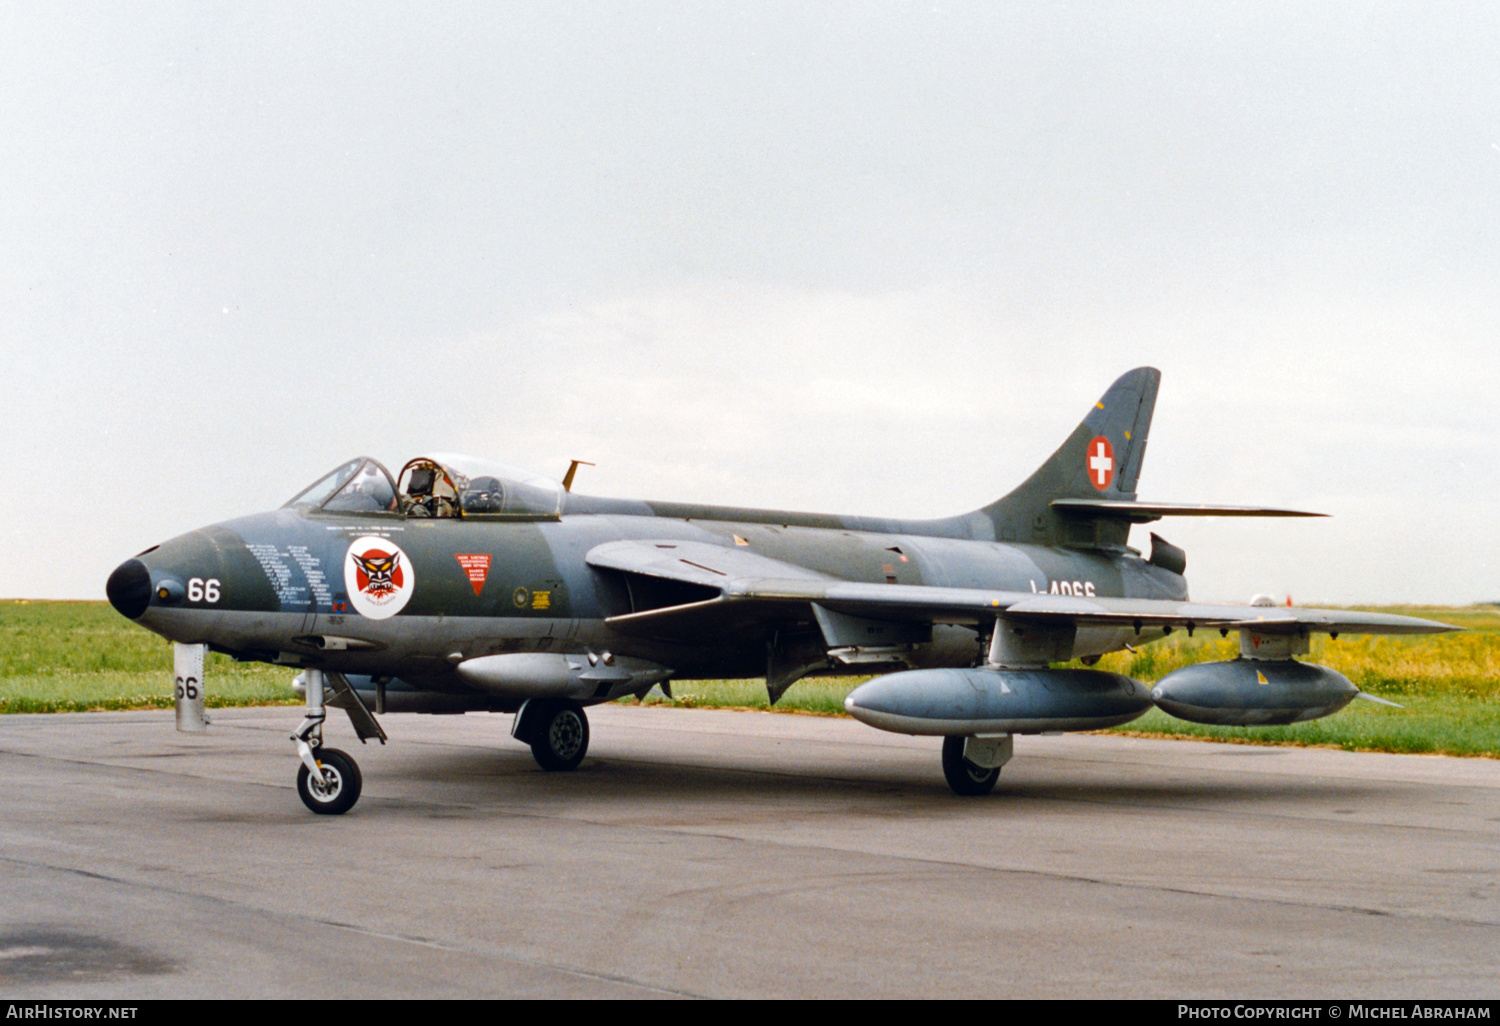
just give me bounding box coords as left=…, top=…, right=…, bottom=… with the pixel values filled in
left=296, top=747, right=362, bottom=815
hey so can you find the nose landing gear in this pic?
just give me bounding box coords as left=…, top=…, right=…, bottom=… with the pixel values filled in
left=291, top=667, right=384, bottom=815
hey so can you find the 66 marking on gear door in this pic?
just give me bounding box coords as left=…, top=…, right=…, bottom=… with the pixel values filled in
left=344, top=536, right=415, bottom=619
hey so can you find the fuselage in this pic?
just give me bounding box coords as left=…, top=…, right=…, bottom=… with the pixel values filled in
left=107, top=487, right=1189, bottom=703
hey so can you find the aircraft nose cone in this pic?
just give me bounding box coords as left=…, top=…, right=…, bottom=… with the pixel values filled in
left=106, top=559, right=152, bottom=620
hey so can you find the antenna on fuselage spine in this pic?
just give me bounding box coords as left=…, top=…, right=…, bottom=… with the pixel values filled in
left=562, top=460, right=595, bottom=492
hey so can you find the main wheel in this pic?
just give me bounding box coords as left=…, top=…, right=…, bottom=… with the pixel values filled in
left=941, top=736, right=1000, bottom=796
left=297, top=747, right=363, bottom=814
left=529, top=700, right=589, bottom=771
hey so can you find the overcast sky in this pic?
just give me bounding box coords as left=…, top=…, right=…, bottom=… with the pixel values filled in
left=3, top=1, right=1495, bottom=604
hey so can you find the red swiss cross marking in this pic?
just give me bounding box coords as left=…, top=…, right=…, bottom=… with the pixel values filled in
left=1087, top=436, right=1115, bottom=490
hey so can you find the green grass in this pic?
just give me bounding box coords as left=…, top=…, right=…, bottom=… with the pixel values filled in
left=1088, top=605, right=1500, bottom=701
left=1086, top=606, right=1500, bottom=756
left=4, top=599, right=1496, bottom=757
left=1104, top=698, right=1500, bottom=757
left=632, top=676, right=860, bottom=716
left=630, top=604, right=1500, bottom=758
left=0, top=600, right=300, bottom=713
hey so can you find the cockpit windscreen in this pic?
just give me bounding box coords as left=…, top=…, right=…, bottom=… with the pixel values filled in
left=284, top=458, right=365, bottom=510
left=287, top=454, right=561, bottom=519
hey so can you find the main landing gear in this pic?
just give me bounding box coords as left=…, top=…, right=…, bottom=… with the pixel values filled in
left=513, top=697, right=590, bottom=771
left=941, top=735, right=1014, bottom=796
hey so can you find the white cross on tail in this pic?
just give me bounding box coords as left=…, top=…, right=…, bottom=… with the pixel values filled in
left=1089, top=438, right=1113, bottom=488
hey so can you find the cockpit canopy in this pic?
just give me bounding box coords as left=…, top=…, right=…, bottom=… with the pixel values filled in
left=284, top=454, right=564, bottom=519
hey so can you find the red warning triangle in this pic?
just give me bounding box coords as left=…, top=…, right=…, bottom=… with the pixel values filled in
left=454, top=554, right=491, bottom=596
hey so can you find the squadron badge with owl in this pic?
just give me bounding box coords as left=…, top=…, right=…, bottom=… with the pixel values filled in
left=344, top=538, right=413, bottom=619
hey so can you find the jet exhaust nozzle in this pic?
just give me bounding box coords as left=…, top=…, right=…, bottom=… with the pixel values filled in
left=1147, top=533, right=1186, bottom=576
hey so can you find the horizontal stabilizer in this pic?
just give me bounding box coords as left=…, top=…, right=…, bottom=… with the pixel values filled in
left=1052, top=499, right=1326, bottom=522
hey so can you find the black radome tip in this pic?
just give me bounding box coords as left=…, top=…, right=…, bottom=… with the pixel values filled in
left=106, top=559, right=151, bottom=620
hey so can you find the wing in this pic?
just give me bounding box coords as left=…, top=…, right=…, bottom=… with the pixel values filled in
left=586, top=539, right=1458, bottom=641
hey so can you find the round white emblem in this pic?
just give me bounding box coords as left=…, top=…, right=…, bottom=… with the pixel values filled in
left=344, top=536, right=415, bottom=620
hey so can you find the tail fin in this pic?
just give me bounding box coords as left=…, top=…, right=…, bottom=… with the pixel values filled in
left=980, top=367, right=1160, bottom=548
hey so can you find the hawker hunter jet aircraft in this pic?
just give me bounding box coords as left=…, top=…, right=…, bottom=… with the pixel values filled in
left=107, top=368, right=1454, bottom=814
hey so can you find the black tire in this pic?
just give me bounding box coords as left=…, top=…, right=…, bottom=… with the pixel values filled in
left=296, top=747, right=362, bottom=815
left=941, top=736, right=1000, bottom=796
left=529, top=700, right=589, bottom=771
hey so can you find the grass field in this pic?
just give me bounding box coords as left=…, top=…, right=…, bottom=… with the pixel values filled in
left=626, top=605, right=1500, bottom=757
left=0, top=600, right=299, bottom=713
left=3, top=600, right=1495, bottom=757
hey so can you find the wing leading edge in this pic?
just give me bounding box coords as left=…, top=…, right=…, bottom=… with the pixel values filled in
left=586, top=539, right=1458, bottom=641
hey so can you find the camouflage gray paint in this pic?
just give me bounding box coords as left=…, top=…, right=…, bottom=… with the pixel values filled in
left=105, top=367, right=1457, bottom=807
left=108, top=367, right=1451, bottom=704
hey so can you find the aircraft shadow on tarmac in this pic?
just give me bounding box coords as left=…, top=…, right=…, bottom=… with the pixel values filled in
left=343, top=741, right=1397, bottom=815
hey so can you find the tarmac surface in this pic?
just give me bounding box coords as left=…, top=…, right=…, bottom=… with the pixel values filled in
left=1, top=703, right=1497, bottom=999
